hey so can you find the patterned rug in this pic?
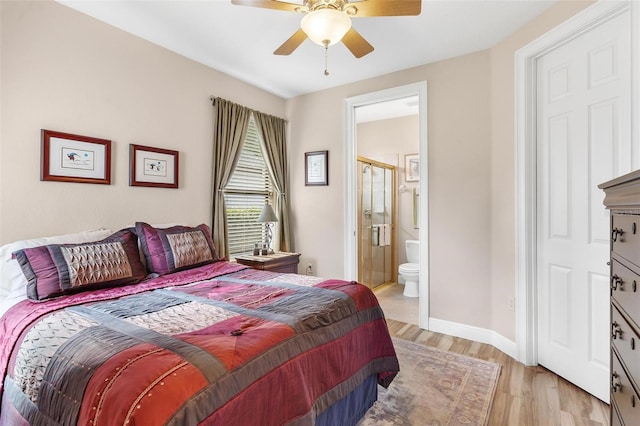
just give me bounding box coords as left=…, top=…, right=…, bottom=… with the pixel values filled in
left=358, top=338, right=501, bottom=426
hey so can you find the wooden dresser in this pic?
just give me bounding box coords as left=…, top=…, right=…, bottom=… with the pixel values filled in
left=600, top=170, right=640, bottom=424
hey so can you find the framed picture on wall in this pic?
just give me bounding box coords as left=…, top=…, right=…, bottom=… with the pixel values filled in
left=305, top=150, right=328, bottom=186
left=404, top=154, right=419, bottom=182
left=41, top=129, right=111, bottom=185
left=129, top=144, right=179, bottom=188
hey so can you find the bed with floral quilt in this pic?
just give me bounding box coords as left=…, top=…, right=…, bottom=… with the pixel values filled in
left=0, top=223, right=399, bottom=426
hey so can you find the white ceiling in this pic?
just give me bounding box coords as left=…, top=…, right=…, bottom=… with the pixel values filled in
left=355, top=95, right=419, bottom=123
left=56, top=0, right=557, bottom=99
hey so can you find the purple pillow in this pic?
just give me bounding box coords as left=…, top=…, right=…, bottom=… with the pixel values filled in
left=13, top=229, right=146, bottom=301
left=135, top=222, right=218, bottom=275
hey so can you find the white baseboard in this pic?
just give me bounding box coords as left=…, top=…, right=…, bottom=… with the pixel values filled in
left=428, top=317, right=518, bottom=361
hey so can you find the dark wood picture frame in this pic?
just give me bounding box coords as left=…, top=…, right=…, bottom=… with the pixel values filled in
left=41, top=129, right=111, bottom=185
left=129, top=144, right=179, bottom=188
left=305, top=150, right=329, bottom=186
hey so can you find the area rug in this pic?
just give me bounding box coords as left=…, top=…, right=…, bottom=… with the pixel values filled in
left=358, top=338, right=501, bottom=426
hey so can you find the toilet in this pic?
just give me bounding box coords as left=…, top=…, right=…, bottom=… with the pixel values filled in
left=398, top=240, right=420, bottom=298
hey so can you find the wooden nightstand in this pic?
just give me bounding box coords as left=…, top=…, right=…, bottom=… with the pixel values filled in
left=234, top=252, right=301, bottom=274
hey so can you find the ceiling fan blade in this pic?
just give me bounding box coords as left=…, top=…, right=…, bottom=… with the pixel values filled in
left=274, top=29, right=308, bottom=55
left=231, top=0, right=302, bottom=13
left=342, top=28, right=374, bottom=58
left=348, top=0, right=421, bottom=17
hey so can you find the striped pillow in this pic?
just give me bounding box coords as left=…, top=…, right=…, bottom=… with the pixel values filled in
left=13, top=229, right=146, bottom=301
left=135, top=222, right=218, bottom=275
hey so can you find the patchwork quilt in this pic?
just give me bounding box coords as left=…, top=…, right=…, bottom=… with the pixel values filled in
left=0, top=261, right=398, bottom=425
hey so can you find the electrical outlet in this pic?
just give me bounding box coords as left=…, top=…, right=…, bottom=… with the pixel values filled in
left=306, top=263, right=313, bottom=276
left=507, top=297, right=515, bottom=311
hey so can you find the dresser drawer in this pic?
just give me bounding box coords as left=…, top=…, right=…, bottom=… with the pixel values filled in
left=612, top=214, right=640, bottom=267
left=612, top=350, right=640, bottom=423
left=611, top=259, right=640, bottom=326
left=612, top=304, right=640, bottom=392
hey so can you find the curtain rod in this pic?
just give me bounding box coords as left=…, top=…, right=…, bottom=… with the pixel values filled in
left=209, top=96, right=287, bottom=123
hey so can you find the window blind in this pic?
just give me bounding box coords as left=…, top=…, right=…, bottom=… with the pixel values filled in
left=224, top=116, right=273, bottom=257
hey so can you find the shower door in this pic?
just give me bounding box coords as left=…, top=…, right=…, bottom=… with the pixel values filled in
left=357, top=157, right=396, bottom=288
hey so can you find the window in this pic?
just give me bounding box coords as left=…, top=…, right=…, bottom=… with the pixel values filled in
left=224, top=115, right=273, bottom=257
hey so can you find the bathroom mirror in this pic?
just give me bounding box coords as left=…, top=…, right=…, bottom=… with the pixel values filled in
left=413, top=188, right=419, bottom=229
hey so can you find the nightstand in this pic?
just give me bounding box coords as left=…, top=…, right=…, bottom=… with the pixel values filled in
left=234, top=252, right=301, bottom=274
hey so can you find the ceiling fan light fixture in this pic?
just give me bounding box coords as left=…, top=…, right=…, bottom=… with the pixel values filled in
left=300, top=8, right=352, bottom=47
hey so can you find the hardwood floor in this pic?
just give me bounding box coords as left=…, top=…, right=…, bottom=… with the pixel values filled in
left=386, top=319, right=610, bottom=425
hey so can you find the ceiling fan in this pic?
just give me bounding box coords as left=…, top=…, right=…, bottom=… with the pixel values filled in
left=231, top=0, right=421, bottom=68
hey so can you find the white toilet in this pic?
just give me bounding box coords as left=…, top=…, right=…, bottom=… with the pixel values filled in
left=398, top=240, right=420, bottom=298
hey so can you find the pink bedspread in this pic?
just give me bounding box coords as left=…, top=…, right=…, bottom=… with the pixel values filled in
left=0, top=262, right=398, bottom=425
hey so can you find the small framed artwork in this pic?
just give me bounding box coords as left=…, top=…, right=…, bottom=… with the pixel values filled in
left=404, top=154, right=419, bottom=182
left=41, top=129, right=111, bottom=185
left=305, top=150, right=328, bottom=186
left=130, top=144, right=179, bottom=188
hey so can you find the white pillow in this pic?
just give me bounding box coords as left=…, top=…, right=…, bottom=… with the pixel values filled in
left=126, top=223, right=182, bottom=228
left=0, top=229, right=113, bottom=303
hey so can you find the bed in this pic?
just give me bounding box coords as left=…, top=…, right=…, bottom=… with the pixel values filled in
left=0, top=223, right=399, bottom=425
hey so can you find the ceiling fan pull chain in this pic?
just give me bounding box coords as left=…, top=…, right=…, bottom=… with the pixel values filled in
left=324, top=43, right=330, bottom=76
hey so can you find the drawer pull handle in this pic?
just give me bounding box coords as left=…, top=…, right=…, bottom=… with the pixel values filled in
left=612, top=372, right=622, bottom=392
left=634, top=223, right=637, bottom=234
left=612, top=321, right=622, bottom=339
left=633, top=394, right=637, bottom=408
left=632, top=337, right=636, bottom=350
left=612, top=275, right=623, bottom=291
left=613, top=228, right=624, bottom=242
left=634, top=280, right=637, bottom=293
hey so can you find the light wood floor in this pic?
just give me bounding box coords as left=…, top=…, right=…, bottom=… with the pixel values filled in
left=386, top=319, right=610, bottom=425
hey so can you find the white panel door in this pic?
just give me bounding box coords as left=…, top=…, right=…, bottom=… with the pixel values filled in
left=537, top=9, right=631, bottom=402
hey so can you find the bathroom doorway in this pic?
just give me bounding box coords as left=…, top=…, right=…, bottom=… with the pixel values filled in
left=357, top=157, right=396, bottom=289
left=344, top=82, right=428, bottom=329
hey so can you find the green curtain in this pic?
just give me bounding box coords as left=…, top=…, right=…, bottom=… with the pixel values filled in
left=253, top=111, right=292, bottom=252
left=211, top=97, right=251, bottom=259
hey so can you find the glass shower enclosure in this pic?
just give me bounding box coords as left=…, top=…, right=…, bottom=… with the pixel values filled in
left=357, top=157, right=396, bottom=289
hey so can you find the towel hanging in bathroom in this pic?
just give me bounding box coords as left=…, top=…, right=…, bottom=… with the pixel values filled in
left=380, top=224, right=391, bottom=246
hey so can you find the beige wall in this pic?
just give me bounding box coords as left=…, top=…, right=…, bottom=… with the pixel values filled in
left=357, top=115, right=420, bottom=266
left=0, top=0, right=597, bottom=343
left=288, top=0, right=594, bottom=340
left=0, top=0, right=285, bottom=244
left=489, top=0, right=594, bottom=340
left=288, top=50, right=494, bottom=329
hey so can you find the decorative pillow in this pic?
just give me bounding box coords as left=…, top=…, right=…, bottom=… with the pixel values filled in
left=12, top=229, right=146, bottom=301
left=125, top=222, right=182, bottom=269
left=135, top=222, right=218, bottom=275
left=0, top=229, right=114, bottom=302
